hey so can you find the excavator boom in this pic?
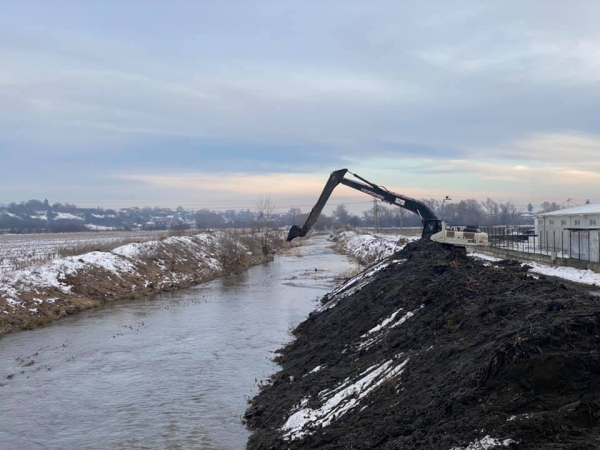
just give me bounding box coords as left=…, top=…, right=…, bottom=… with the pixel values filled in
left=287, top=168, right=488, bottom=247
left=287, top=169, right=349, bottom=241
left=287, top=169, right=440, bottom=241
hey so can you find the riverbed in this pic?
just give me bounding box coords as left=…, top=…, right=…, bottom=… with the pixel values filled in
left=0, top=235, right=355, bottom=450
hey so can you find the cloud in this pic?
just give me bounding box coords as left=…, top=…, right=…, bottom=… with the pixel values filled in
left=118, top=172, right=332, bottom=195
left=2, top=1, right=600, bottom=206
left=425, top=160, right=598, bottom=182
left=507, top=133, right=600, bottom=163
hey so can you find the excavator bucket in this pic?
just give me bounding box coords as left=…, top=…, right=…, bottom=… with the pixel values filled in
left=286, top=169, right=349, bottom=242
left=286, top=225, right=302, bottom=241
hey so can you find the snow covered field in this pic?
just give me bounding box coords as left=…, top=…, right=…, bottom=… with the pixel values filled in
left=0, top=230, right=177, bottom=273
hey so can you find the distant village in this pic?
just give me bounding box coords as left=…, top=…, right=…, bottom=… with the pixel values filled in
left=0, top=197, right=594, bottom=235
left=0, top=199, right=309, bottom=234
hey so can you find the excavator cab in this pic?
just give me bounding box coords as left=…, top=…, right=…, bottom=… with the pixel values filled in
left=422, top=220, right=443, bottom=239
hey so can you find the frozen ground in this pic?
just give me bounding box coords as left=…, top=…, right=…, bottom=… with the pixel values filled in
left=0, top=230, right=176, bottom=273
left=0, top=233, right=220, bottom=313
left=247, top=238, right=600, bottom=449
left=333, top=230, right=600, bottom=288
left=0, top=229, right=286, bottom=335
left=470, top=252, right=600, bottom=287
left=330, top=230, right=418, bottom=264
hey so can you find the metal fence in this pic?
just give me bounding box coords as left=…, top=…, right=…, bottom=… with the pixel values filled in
left=480, top=225, right=600, bottom=263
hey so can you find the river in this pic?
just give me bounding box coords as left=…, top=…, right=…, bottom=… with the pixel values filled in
left=0, top=235, right=355, bottom=450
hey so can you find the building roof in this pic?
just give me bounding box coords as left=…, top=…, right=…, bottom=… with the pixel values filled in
left=539, top=203, right=600, bottom=217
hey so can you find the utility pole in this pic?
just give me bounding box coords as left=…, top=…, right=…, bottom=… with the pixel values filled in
left=441, top=196, right=451, bottom=221
left=399, top=207, right=403, bottom=230
left=373, top=198, right=379, bottom=232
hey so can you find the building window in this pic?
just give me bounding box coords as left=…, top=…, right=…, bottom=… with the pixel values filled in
left=574, top=220, right=581, bottom=226
left=549, top=220, right=554, bottom=225
left=561, top=220, right=567, bottom=226
left=591, top=219, right=597, bottom=226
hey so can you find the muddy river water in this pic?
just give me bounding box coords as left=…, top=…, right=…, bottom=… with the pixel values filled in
left=0, top=235, right=355, bottom=450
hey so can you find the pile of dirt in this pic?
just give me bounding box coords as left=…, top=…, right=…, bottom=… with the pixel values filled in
left=245, top=239, right=600, bottom=449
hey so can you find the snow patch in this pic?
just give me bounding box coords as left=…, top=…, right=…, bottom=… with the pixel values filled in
left=470, top=253, right=600, bottom=286
left=528, top=262, right=600, bottom=286
left=469, top=253, right=502, bottom=263
left=55, top=212, right=83, bottom=221
left=450, top=435, right=516, bottom=450
left=282, top=358, right=409, bottom=441
left=85, top=224, right=116, bottom=231
left=358, top=310, right=417, bottom=350
left=333, top=231, right=416, bottom=264
left=365, top=308, right=405, bottom=334
left=320, top=259, right=397, bottom=312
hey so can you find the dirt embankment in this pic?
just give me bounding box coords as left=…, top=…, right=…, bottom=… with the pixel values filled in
left=245, top=239, right=600, bottom=449
left=330, top=229, right=414, bottom=265
left=0, top=231, right=287, bottom=336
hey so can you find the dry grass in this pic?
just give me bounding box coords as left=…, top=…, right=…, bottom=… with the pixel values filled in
left=333, top=267, right=363, bottom=282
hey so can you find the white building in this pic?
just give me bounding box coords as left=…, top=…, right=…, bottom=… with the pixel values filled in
left=536, top=203, right=600, bottom=260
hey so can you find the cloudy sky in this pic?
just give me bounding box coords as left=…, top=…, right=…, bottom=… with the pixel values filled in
left=2, top=1, right=600, bottom=212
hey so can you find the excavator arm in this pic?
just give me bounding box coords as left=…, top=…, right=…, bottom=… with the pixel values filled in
left=287, top=169, right=440, bottom=241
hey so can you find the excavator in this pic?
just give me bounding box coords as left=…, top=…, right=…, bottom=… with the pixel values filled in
left=287, top=169, right=488, bottom=248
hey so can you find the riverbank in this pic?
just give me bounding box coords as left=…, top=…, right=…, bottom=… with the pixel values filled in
left=246, top=238, right=600, bottom=449
left=329, top=229, right=417, bottom=265
left=0, top=233, right=354, bottom=449
left=0, top=231, right=286, bottom=336
left=333, top=229, right=600, bottom=287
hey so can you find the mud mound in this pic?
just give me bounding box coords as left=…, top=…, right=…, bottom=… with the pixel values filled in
left=245, top=239, right=600, bottom=449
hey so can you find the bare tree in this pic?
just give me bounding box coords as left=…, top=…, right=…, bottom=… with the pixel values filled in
left=481, top=198, right=500, bottom=225
left=499, top=200, right=518, bottom=225
left=255, top=195, right=276, bottom=255
left=332, top=204, right=350, bottom=227
left=421, top=198, right=442, bottom=218
left=541, top=201, right=561, bottom=213
left=448, top=199, right=484, bottom=225
left=372, top=199, right=379, bottom=231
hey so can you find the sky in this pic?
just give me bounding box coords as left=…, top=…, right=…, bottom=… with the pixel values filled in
left=2, top=1, right=600, bottom=213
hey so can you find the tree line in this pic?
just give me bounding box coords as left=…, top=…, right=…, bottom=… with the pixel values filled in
left=0, top=196, right=578, bottom=234
left=326, top=197, right=570, bottom=230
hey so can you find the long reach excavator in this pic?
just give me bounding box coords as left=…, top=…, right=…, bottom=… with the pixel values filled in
left=287, top=169, right=488, bottom=248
